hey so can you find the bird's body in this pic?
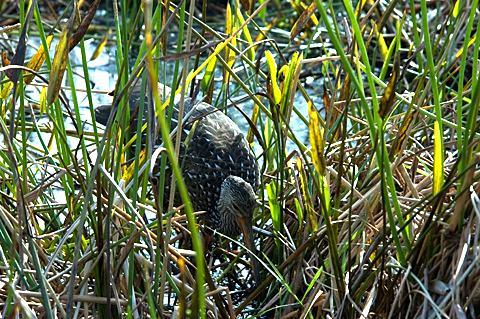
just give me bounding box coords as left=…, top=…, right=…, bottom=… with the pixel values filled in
left=95, top=82, right=261, bottom=285
left=162, top=99, right=260, bottom=236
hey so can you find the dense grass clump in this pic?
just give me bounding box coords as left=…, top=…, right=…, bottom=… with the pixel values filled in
left=0, top=0, right=479, bottom=317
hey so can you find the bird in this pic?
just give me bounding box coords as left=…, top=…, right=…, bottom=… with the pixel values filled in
left=95, top=81, right=262, bottom=287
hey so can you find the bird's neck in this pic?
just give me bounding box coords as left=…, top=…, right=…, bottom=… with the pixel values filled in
left=216, top=201, right=241, bottom=236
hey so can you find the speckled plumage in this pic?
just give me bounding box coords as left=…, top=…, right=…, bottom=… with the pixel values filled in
left=158, top=99, right=260, bottom=236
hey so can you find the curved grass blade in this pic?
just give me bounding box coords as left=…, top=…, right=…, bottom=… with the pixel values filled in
left=89, top=30, right=112, bottom=61
left=378, top=54, right=399, bottom=120
left=24, top=34, right=53, bottom=85
left=5, top=0, right=38, bottom=140
left=290, top=0, right=317, bottom=41
left=433, top=121, right=444, bottom=205
left=308, top=100, right=326, bottom=176
left=68, top=0, right=102, bottom=51
left=4, top=0, right=37, bottom=83
left=46, top=2, right=76, bottom=105
left=265, top=50, right=281, bottom=104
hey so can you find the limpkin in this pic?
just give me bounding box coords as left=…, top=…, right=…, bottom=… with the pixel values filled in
left=95, top=82, right=261, bottom=287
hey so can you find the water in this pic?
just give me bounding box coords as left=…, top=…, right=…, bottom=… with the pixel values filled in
left=22, top=30, right=320, bottom=152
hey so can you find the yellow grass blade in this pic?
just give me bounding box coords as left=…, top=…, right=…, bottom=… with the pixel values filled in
left=236, top=8, right=255, bottom=61
left=90, top=30, right=112, bottom=61
left=433, top=120, right=444, bottom=195
left=265, top=50, right=281, bottom=104
left=308, top=100, right=325, bottom=175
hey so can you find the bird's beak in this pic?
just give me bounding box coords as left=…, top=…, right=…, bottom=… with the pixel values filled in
left=237, top=216, right=261, bottom=288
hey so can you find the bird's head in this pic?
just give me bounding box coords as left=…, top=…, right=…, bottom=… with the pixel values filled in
left=218, top=175, right=261, bottom=288
left=218, top=175, right=256, bottom=226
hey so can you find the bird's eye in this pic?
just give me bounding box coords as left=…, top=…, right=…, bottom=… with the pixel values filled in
left=232, top=203, right=240, bottom=211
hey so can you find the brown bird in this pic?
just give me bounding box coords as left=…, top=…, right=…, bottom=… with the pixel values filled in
left=95, top=82, right=261, bottom=287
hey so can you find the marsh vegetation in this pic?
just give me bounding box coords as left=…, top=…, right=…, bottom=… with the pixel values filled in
left=1, top=0, right=480, bottom=318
